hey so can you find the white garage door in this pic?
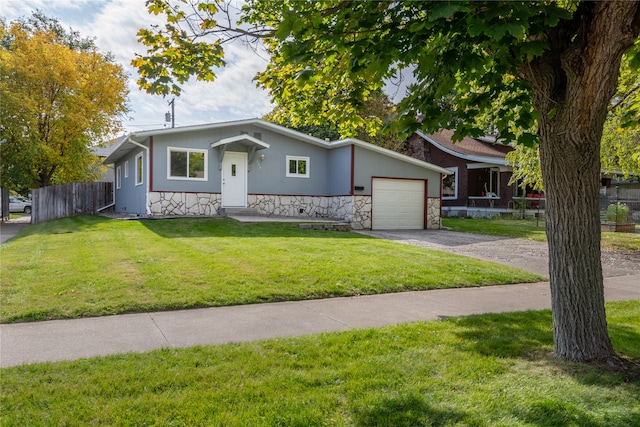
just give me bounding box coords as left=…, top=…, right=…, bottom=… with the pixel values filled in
left=372, top=178, right=425, bottom=230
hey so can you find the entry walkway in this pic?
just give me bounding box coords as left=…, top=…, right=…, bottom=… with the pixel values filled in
left=2, top=275, right=638, bottom=367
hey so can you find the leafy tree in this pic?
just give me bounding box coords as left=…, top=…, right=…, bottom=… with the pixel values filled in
left=134, top=1, right=640, bottom=365
left=0, top=14, right=128, bottom=190
left=507, top=52, right=640, bottom=188
left=264, top=89, right=404, bottom=151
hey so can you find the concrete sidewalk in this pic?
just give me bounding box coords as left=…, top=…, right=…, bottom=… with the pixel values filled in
left=2, top=275, right=638, bottom=367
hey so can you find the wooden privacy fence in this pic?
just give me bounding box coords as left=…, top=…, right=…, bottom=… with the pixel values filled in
left=32, top=182, right=113, bottom=224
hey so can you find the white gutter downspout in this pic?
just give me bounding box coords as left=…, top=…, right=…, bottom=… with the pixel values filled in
left=127, top=137, right=151, bottom=216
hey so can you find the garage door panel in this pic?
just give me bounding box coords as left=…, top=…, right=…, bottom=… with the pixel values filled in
left=372, top=178, right=425, bottom=230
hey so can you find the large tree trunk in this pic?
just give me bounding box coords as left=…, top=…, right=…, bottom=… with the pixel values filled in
left=523, top=1, right=640, bottom=362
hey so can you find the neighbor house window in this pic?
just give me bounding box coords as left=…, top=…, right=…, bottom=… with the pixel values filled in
left=442, top=167, right=458, bottom=199
left=116, top=166, right=122, bottom=189
left=135, top=152, right=143, bottom=186
left=286, top=156, right=309, bottom=178
left=489, top=167, right=499, bottom=196
left=167, top=147, right=207, bottom=180
left=124, top=160, right=129, bottom=178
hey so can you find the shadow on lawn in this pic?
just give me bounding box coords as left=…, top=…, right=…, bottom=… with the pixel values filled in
left=352, top=393, right=468, bottom=427
left=453, top=309, right=640, bottom=383
left=514, top=400, right=640, bottom=427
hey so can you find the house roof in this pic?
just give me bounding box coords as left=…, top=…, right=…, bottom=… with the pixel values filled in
left=103, top=118, right=451, bottom=175
left=92, top=135, right=126, bottom=158
left=416, top=129, right=512, bottom=165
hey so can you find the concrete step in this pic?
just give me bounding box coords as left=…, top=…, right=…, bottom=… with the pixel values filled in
left=298, top=222, right=351, bottom=232
left=219, top=207, right=260, bottom=217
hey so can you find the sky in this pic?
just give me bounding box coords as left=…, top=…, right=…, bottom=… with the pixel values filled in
left=1, top=0, right=274, bottom=134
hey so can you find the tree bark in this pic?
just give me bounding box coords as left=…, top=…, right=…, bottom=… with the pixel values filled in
left=522, top=1, right=640, bottom=362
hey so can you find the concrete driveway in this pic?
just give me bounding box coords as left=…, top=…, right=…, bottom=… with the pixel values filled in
left=358, top=229, right=640, bottom=278
left=0, top=216, right=30, bottom=245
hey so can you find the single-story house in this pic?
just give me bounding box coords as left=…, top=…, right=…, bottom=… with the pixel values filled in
left=405, top=129, right=544, bottom=217
left=103, top=119, right=451, bottom=230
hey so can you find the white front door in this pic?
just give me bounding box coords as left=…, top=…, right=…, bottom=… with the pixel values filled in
left=221, top=151, right=247, bottom=207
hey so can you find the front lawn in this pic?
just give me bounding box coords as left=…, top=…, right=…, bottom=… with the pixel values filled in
left=1, top=301, right=638, bottom=426
left=0, top=216, right=543, bottom=323
left=443, top=217, right=640, bottom=251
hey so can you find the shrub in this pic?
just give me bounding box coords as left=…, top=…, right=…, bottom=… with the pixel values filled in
left=606, top=202, right=630, bottom=223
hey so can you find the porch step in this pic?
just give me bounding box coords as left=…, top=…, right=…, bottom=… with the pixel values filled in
left=219, top=207, right=260, bottom=217
left=298, top=222, right=351, bottom=232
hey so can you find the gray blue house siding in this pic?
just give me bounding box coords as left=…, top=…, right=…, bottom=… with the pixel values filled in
left=114, top=146, right=148, bottom=215
left=245, top=129, right=330, bottom=196
left=353, top=145, right=441, bottom=196
left=327, top=146, right=353, bottom=196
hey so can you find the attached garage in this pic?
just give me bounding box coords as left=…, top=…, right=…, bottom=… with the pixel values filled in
left=371, top=178, right=426, bottom=230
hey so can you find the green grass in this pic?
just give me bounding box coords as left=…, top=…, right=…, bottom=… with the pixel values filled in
left=0, top=216, right=543, bottom=323
left=443, top=217, right=640, bottom=251
left=1, top=300, right=638, bottom=426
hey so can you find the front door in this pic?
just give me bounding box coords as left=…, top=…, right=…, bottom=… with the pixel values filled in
left=221, top=151, right=247, bottom=207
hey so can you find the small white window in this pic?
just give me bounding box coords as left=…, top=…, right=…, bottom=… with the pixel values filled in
left=442, top=167, right=457, bottom=200
left=286, top=156, right=309, bottom=178
left=124, top=160, right=129, bottom=178
left=135, top=152, right=143, bottom=186
left=167, top=147, right=208, bottom=180
left=116, top=166, right=122, bottom=189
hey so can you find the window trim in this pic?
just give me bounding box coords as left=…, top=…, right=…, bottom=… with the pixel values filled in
left=286, top=155, right=310, bottom=178
left=124, top=160, right=129, bottom=178
left=167, top=147, right=208, bottom=181
left=442, top=166, right=458, bottom=200
left=116, top=165, right=122, bottom=189
left=135, top=152, right=143, bottom=187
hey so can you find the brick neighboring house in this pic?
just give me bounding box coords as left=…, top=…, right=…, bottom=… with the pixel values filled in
left=406, top=129, right=543, bottom=218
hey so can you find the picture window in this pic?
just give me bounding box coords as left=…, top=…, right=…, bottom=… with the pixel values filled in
left=168, top=147, right=207, bottom=180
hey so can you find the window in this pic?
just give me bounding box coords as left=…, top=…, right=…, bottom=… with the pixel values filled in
left=135, top=152, right=143, bottom=186
left=116, top=166, right=122, bottom=189
left=124, top=160, right=129, bottom=178
left=489, top=167, right=499, bottom=197
left=286, top=156, right=309, bottom=178
left=442, top=167, right=458, bottom=199
left=168, top=148, right=207, bottom=180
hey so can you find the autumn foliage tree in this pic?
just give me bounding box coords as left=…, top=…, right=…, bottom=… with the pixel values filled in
left=0, top=14, right=128, bottom=190
left=134, top=1, right=640, bottom=364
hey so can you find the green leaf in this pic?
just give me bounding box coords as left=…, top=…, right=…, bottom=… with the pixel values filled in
left=518, top=132, right=539, bottom=147
left=428, top=4, right=465, bottom=22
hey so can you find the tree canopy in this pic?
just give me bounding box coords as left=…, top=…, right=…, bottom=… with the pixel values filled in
left=0, top=13, right=129, bottom=190
left=134, top=1, right=640, bottom=364
left=264, top=89, right=404, bottom=151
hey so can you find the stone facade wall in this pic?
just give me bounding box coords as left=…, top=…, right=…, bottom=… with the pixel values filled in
left=427, top=197, right=441, bottom=230
left=351, top=196, right=372, bottom=229
left=247, top=194, right=372, bottom=228
left=149, top=192, right=221, bottom=216
left=147, top=191, right=440, bottom=230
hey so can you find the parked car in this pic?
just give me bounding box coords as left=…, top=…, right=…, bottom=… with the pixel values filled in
left=9, top=196, right=31, bottom=214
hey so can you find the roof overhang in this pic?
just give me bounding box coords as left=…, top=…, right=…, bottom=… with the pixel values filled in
left=210, top=134, right=270, bottom=151
left=211, top=134, right=270, bottom=171
left=415, top=130, right=509, bottom=166
left=102, top=135, right=143, bottom=165
left=467, top=162, right=512, bottom=172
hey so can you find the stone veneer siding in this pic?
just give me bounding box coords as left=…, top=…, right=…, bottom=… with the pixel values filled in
left=148, top=191, right=440, bottom=230
left=248, top=194, right=372, bottom=229
left=427, top=197, right=441, bottom=230
left=149, top=192, right=221, bottom=216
